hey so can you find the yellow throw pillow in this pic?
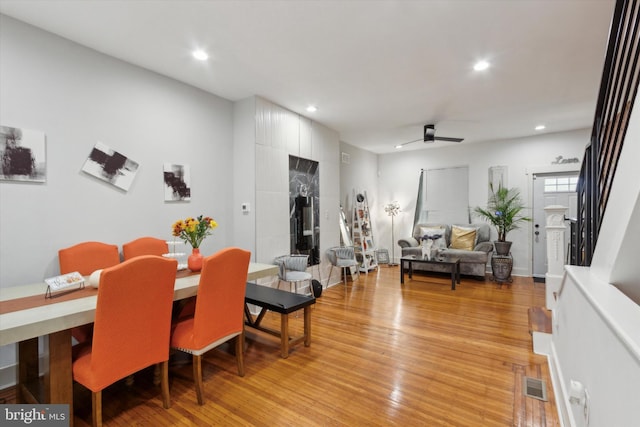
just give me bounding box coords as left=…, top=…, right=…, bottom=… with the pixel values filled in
left=450, top=226, right=477, bottom=251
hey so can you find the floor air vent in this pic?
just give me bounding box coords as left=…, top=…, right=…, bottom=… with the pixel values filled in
left=523, top=377, right=548, bottom=401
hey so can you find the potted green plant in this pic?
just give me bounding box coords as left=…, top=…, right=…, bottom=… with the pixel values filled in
left=473, top=184, right=531, bottom=255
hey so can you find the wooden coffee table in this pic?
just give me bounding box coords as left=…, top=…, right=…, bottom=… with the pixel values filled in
left=400, top=256, right=461, bottom=290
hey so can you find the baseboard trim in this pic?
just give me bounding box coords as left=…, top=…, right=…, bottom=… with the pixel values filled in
left=0, top=363, right=16, bottom=391
left=0, top=351, right=52, bottom=391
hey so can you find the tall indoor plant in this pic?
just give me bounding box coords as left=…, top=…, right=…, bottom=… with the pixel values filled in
left=473, top=184, right=531, bottom=255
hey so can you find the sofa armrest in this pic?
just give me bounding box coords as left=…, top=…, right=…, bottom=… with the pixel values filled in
left=398, top=237, right=420, bottom=248
left=474, top=241, right=494, bottom=254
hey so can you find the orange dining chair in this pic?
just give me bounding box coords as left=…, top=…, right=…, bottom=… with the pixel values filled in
left=122, top=237, right=197, bottom=324
left=122, top=236, right=169, bottom=260
left=122, top=236, right=173, bottom=384
left=170, top=247, right=251, bottom=405
left=72, top=255, right=178, bottom=427
left=58, top=241, right=120, bottom=344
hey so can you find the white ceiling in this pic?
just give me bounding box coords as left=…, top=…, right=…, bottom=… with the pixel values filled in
left=0, top=0, right=615, bottom=153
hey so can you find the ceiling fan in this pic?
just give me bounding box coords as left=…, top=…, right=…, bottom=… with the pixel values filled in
left=397, top=124, right=464, bottom=147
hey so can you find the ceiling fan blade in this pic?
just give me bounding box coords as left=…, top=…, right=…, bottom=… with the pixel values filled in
left=395, top=124, right=464, bottom=148
left=434, top=136, right=464, bottom=142
left=398, top=138, right=423, bottom=146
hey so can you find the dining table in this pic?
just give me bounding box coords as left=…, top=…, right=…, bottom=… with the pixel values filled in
left=0, top=262, right=278, bottom=426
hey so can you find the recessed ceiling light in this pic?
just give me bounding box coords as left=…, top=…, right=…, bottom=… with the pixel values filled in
left=306, top=105, right=318, bottom=113
left=473, top=60, right=490, bottom=71
left=535, top=125, right=546, bottom=131
left=395, top=145, right=403, bottom=149
left=192, top=50, right=209, bottom=61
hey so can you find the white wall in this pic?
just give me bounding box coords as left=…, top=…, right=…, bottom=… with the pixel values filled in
left=233, top=97, right=257, bottom=259
left=0, top=15, right=237, bottom=380
left=364, top=129, right=589, bottom=274
left=0, top=15, right=237, bottom=288
left=548, top=89, right=640, bottom=427
left=590, top=88, right=640, bottom=304
left=339, top=142, right=379, bottom=253
left=551, top=267, right=640, bottom=427
left=254, top=97, right=341, bottom=284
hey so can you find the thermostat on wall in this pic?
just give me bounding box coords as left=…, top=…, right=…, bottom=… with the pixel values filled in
left=241, top=202, right=250, bottom=214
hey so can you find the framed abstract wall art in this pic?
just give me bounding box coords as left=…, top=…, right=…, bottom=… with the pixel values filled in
left=163, top=163, right=191, bottom=201
left=0, top=125, right=46, bottom=182
left=81, top=142, right=139, bottom=191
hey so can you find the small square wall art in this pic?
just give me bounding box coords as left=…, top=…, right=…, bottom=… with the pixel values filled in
left=82, top=141, right=139, bottom=191
left=0, top=125, right=46, bottom=182
left=163, top=163, right=191, bottom=201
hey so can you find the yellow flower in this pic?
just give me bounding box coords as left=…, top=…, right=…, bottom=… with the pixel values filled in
left=171, top=214, right=218, bottom=248
left=172, top=220, right=185, bottom=236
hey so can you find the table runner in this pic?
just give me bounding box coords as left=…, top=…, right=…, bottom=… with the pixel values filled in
left=0, top=269, right=199, bottom=315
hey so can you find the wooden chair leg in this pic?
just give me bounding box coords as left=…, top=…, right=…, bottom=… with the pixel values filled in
left=91, top=390, right=102, bottom=427
left=153, top=363, right=161, bottom=386
left=193, top=354, right=204, bottom=405
left=160, top=360, right=170, bottom=409
left=235, top=332, right=245, bottom=377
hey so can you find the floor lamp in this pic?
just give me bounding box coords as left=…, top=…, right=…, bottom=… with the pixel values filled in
left=384, top=201, right=401, bottom=266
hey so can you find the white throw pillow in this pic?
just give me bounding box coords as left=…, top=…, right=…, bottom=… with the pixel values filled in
left=420, top=226, right=446, bottom=250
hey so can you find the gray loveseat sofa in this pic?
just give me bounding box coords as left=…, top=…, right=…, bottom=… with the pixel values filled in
left=397, top=223, right=493, bottom=279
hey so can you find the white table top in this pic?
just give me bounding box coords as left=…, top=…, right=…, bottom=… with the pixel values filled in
left=0, top=262, right=278, bottom=347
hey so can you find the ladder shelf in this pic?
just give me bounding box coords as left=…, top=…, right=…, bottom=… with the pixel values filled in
left=352, top=191, right=378, bottom=273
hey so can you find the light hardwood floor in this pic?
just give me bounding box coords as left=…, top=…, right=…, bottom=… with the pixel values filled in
left=4, top=267, right=560, bottom=426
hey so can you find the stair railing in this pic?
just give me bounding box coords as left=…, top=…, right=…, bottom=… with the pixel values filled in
left=575, top=0, right=640, bottom=266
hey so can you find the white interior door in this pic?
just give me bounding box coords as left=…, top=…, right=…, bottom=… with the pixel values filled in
left=532, top=173, right=578, bottom=278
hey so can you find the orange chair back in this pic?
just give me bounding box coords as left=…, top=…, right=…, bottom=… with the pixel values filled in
left=59, top=241, right=120, bottom=275
left=192, top=248, right=251, bottom=348
left=122, top=237, right=169, bottom=260
left=74, top=255, right=177, bottom=392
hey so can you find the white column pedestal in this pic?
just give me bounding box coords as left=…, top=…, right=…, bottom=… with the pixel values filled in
left=544, top=205, right=568, bottom=310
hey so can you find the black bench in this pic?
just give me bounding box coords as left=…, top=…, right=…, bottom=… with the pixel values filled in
left=244, top=282, right=315, bottom=358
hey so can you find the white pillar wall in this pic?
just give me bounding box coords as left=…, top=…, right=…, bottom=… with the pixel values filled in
left=545, top=205, right=568, bottom=310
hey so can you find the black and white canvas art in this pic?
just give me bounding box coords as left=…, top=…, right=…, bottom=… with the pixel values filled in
left=0, top=125, right=46, bottom=182
left=81, top=142, right=139, bottom=191
left=163, top=163, right=191, bottom=201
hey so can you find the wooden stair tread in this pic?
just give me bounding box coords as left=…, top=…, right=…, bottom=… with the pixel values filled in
left=528, top=307, right=552, bottom=334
